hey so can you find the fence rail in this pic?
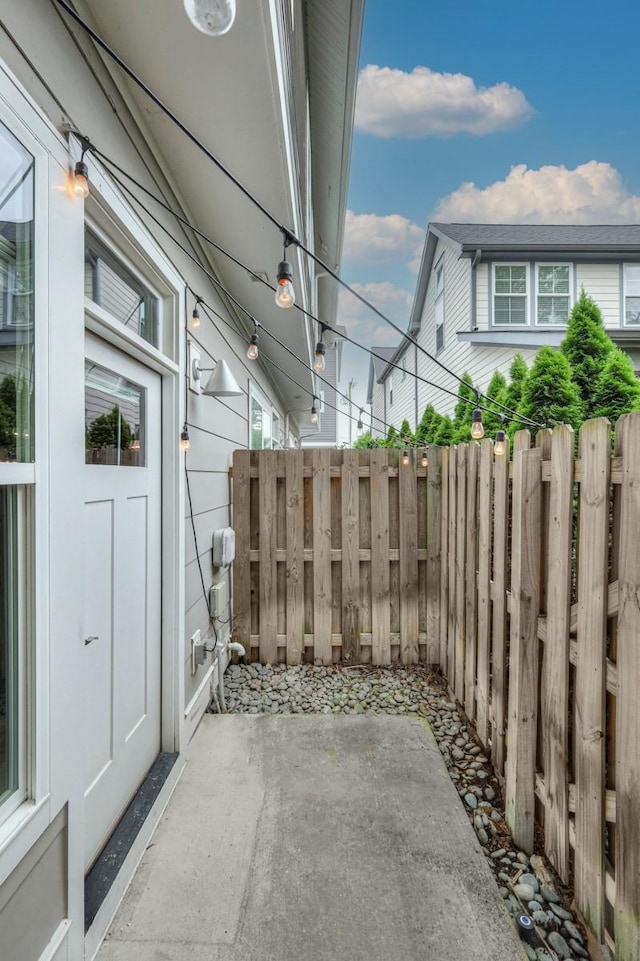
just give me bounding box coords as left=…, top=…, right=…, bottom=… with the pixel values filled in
left=231, top=412, right=640, bottom=960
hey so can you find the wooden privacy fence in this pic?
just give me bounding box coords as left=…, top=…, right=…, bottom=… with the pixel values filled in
left=231, top=412, right=640, bottom=959
left=231, top=447, right=442, bottom=666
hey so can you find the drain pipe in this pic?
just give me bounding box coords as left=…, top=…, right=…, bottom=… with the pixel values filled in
left=215, top=638, right=246, bottom=713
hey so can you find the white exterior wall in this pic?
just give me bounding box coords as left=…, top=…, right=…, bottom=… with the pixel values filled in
left=475, top=262, right=489, bottom=329
left=371, top=386, right=386, bottom=440
left=387, top=356, right=415, bottom=432
left=576, top=263, right=621, bottom=327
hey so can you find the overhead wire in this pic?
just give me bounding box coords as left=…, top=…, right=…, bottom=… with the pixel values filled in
left=52, top=1, right=543, bottom=428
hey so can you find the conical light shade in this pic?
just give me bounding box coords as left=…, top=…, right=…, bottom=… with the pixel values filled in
left=202, top=359, right=243, bottom=397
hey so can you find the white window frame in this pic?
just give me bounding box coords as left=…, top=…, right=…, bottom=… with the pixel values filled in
left=434, top=256, right=445, bottom=352
left=623, top=263, right=640, bottom=327
left=248, top=382, right=273, bottom=450
left=388, top=374, right=393, bottom=408
left=271, top=411, right=281, bottom=449
left=492, top=262, right=529, bottom=327
left=534, top=263, right=573, bottom=327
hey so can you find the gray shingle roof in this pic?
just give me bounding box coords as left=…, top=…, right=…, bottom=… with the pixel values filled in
left=432, top=223, right=640, bottom=248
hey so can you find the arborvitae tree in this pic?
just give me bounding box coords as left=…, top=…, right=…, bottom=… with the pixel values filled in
left=399, top=418, right=413, bottom=443
left=591, top=349, right=640, bottom=422
left=453, top=373, right=476, bottom=429
left=433, top=415, right=455, bottom=446
left=503, top=354, right=528, bottom=417
left=87, top=405, right=133, bottom=450
left=517, top=346, right=583, bottom=432
left=482, top=370, right=508, bottom=437
left=416, top=404, right=437, bottom=443
left=354, top=432, right=386, bottom=449
left=385, top=425, right=398, bottom=448
left=560, top=290, right=614, bottom=417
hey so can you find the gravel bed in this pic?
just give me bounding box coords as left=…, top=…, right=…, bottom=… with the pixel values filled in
left=221, top=663, right=591, bottom=961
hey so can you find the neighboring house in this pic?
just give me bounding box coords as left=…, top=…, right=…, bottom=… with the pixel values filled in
left=0, top=2, right=363, bottom=960
left=366, top=346, right=396, bottom=438
left=300, top=326, right=346, bottom=447
left=369, top=223, right=640, bottom=436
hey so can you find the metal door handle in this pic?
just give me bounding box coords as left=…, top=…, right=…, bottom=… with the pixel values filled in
left=84, top=635, right=99, bottom=645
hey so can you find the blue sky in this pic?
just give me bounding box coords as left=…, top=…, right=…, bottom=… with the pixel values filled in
left=337, top=0, right=640, bottom=419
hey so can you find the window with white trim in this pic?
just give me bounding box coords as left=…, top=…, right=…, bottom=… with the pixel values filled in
left=435, top=256, right=445, bottom=352
left=249, top=383, right=272, bottom=449
left=624, top=264, right=640, bottom=326
left=388, top=374, right=393, bottom=407
left=271, top=411, right=281, bottom=449
left=493, top=264, right=528, bottom=325
left=536, top=264, right=571, bottom=325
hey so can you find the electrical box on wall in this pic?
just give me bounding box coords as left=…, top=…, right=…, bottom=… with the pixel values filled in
left=210, top=580, right=229, bottom=618
left=212, top=527, right=235, bottom=567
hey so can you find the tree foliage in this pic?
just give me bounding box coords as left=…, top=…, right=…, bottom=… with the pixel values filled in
left=87, top=405, right=132, bottom=450
left=560, top=290, right=614, bottom=417
left=517, top=346, right=583, bottom=432
left=592, top=349, right=640, bottom=422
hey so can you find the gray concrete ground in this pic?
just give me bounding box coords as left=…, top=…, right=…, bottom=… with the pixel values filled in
left=97, top=715, right=526, bottom=961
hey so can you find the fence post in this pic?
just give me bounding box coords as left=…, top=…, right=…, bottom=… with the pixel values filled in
left=399, top=451, right=419, bottom=664
left=505, top=445, right=542, bottom=853
left=259, top=451, right=278, bottom=664
left=455, top=445, right=467, bottom=703
left=542, top=425, right=573, bottom=884
left=447, top=446, right=457, bottom=687
left=475, top=438, right=493, bottom=748
left=574, top=418, right=611, bottom=940
left=312, top=448, right=332, bottom=665
left=464, top=441, right=479, bottom=721
left=615, top=411, right=640, bottom=961
left=370, top=449, right=391, bottom=665
left=426, top=446, right=442, bottom=666
left=341, top=449, right=360, bottom=664
left=232, top=450, right=252, bottom=659
left=439, top=447, right=449, bottom=669
left=491, top=435, right=510, bottom=775
left=285, top=450, right=305, bottom=666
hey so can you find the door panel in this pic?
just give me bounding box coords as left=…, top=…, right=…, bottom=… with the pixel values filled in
left=83, top=334, right=161, bottom=869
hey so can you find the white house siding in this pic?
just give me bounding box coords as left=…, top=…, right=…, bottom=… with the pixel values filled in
left=0, top=6, right=297, bottom=958
left=576, top=263, right=621, bottom=327
left=371, top=387, right=386, bottom=440
left=475, top=262, right=489, bottom=329
left=387, top=356, right=416, bottom=432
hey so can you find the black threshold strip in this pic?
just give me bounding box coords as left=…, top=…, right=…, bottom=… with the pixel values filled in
left=85, top=752, right=179, bottom=932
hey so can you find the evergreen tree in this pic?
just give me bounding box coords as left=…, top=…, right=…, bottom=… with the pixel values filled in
left=560, top=290, right=614, bottom=417
left=385, top=425, right=398, bottom=448
left=503, top=354, right=528, bottom=417
left=433, top=415, right=455, bottom=446
left=592, top=349, right=640, bottom=422
left=416, top=404, right=437, bottom=443
left=399, top=418, right=413, bottom=443
left=87, top=405, right=133, bottom=450
left=517, top=346, right=583, bottom=432
left=482, top=370, right=508, bottom=437
left=453, top=373, right=476, bottom=431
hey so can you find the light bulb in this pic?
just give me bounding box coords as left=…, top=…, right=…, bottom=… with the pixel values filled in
left=357, top=420, right=364, bottom=438
left=421, top=449, right=428, bottom=468
left=180, top=426, right=190, bottom=453
left=402, top=450, right=410, bottom=466
left=471, top=408, right=484, bottom=440
left=310, top=406, right=318, bottom=426
left=275, top=260, right=295, bottom=308
left=183, top=0, right=236, bottom=36
left=494, top=430, right=507, bottom=456
left=72, top=161, right=89, bottom=199
left=314, top=342, right=326, bottom=372
left=192, top=306, right=201, bottom=328
left=247, top=333, right=259, bottom=360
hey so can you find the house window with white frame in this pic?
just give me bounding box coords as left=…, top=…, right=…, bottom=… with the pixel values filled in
left=536, top=264, right=571, bottom=325
left=435, top=256, right=445, bottom=352
left=0, top=118, right=34, bottom=823
left=249, top=383, right=272, bottom=449
left=493, top=264, right=528, bottom=325
left=624, top=264, right=640, bottom=326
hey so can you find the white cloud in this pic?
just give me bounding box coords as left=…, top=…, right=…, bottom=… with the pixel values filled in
left=355, top=64, right=533, bottom=139
left=338, top=281, right=412, bottom=349
left=432, top=161, right=640, bottom=223
left=343, top=210, right=424, bottom=272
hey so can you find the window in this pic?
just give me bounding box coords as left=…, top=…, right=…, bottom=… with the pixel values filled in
left=388, top=374, right=393, bottom=407
left=85, top=362, right=145, bottom=466
left=435, top=256, right=445, bottom=352
left=536, top=264, right=571, bottom=325
left=85, top=230, right=159, bottom=347
left=493, top=264, right=528, bottom=325
left=272, top=412, right=281, bottom=449
left=249, top=384, right=272, bottom=449
left=624, top=265, right=640, bottom=326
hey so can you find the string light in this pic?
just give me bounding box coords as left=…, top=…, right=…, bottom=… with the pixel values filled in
left=183, top=0, right=236, bottom=36
left=402, top=449, right=411, bottom=467
left=357, top=410, right=365, bottom=438
left=180, top=424, right=190, bottom=453
left=471, top=407, right=484, bottom=440
left=71, top=135, right=91, bottom=198
left=275, top=234, right=296, bottom=308
left=421, top=448, right=428, bottom=468
left=494, top=430, right=507, bottom=456
left=314, top=339, right=326, bottom=372
left=310, top=399, right=319, bottom=425
left=191, top=301, right=201, bottom=328
left=247, top=321, right=259, bottom=360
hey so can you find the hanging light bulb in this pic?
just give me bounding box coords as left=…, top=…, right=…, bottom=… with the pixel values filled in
left=247, top=330, right=259, bottom=360
left=356, top=414, right=364, bottom=439
left=471, top=408, right=484, bottom=440
left=72, top=159, right=89, bottom=199
left=421, top=448, right=429, bottom=468
left=275, top=260, right=295, bottom=308
left=191, top=304, right=201, bottom=328
left=494, top=429, right=507, bottom=456
left=402, top=449, right=411, bottom=467
left=183, top=0, right=236, bottom=36
left=310, top=400, right=319, bottom=425
left=314, top=340, right=326, bottom=372
left=180, top=425, right=190, bottom=453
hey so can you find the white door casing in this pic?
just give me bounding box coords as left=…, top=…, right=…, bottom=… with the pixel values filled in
left=83, top=333, right=161, bottom=869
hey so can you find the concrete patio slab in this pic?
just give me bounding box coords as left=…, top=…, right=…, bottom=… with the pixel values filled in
left=97, top=715, right=526, bottom=961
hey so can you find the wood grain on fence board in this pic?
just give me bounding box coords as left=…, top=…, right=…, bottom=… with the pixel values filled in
left=259, top=452, right=278, bottom=664
left=285, top=450, right=304, bottom=665
left=312, top=448, right=332, bottom=664
left=341, top=450, right=360, bottom=663
left=476, top=439, right=493, bottom=748
left=427, top=446, right=442, bottom=666
left=439, top=447, right=449, bottom=670
left=464, top=442, right=479, bottom=720
left=447, top=446, right=457, bottom=686
left=455, top=445, right=467, bottom=703
left=574, top=419, right=611, bottom=940
left=370, top=450, right=391, bottom=665
left=491, top=435, right=510, bottom=775
left=232, top=450, right=251, bottom=657
left=505, top=446, right=542, bottom=854
left=399, top=452, right=419, bottom=664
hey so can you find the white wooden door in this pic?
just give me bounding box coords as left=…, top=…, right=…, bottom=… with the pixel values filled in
left=83, top=333, right=162, bottom=869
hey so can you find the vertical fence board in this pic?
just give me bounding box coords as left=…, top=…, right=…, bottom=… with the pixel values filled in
left=574, top=419, right=611, bottom=939
left=447, top=446, right=457, bottom=687
left=439, top=447, right=449, bottom=670
left=259, top=452, right=278, bottom=664
left=399, top=452, right=419, bottom=664
left=370, top=450, right=391, bottom=665
left=505, top=446, right=542, bottom=853
left=426, top=447, right=442, bottom=666
left=464, top=442, right=479, bottom=720
left=285, top=450, right=304, bottom=666
left=491, top=436, right=510, bottom=775
left=312, top=448, right=332, bottom=664
left=542, top=426, right=573, bottom=883
left=341, top=450, right=360, bottom=664
left=615, top=412, right=640, bottom=961
left=455, top=446, right=468, bottom=703
left=476, top=439, right=493, bottom=747
left=232, top=450, right=251, bottom=658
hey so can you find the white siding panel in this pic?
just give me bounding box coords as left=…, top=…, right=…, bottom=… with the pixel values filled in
left=475, top=263, right=489, bottom=329
left=576, top=263, right=621, bottom=327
